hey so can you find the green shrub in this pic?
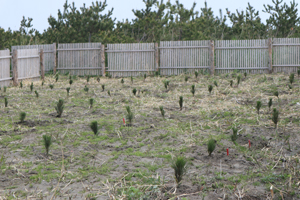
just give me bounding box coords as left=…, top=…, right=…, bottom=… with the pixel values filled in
left=208, top=139, right=216, bottom=156
left=126, top=107, right=134, bottom=125
left=191, top=85, right=195, bottom=97
left=90, top=121, right=99, bottom=135
left=171, top=156, right=188, bottom=185
left=69, top=79, right=73, bottom=85
left=179, top=96, right=183, bottom=110
left=126, top=106, right=131, bottom=114
left=19, top=112, right=26, bottom=123
left=272, top=108, right=279, bottom=129
left=84, top=86, right=89, bottom=92
left=208, top=85, right=213, bottom=94
left=89, top=98, right=94, bottom=108
left=55, top=99, right=64, bottom=117
left=49, top=84, right=54, bottom=90
left=43, top=135, right=52, bottom=156
left=256, top=101, right=262, bottom=115
left=132, top=88, right=137, bottom=96
left=159, top=106, right=165, bottom=118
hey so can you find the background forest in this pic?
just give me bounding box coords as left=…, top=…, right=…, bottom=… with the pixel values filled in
left=0, top=0, right=300, bottom=50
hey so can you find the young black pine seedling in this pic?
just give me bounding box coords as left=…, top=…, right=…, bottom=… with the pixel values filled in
left=35, top=90, right=39, bottom=98
left=20, top=81, right=23, bottom=88
left=230, top=80, right=233, bottom=87
left=132, top=88, right=137, bottom=96
left=208, top=139, right=216, bottom=156
left=42, top=81, right=44, bottom=87
left=55, top=99, right=64, bottom=117
left=273, top=91, right=279, bottom=99
left=272, top=108, right=279, bottom=129
left=55, top=74, right=59, bottom=82
left=69, top=79, right=73, bottom=85
left=191, top=85, right=195, bottom=97
left=144, top=74, right=147, bottom=81
left=66, top=87, right=70, bottom=96
left=131, top=76, right=133, bottom=84
left=171, top=156, right=187, bottom=185
left=256, top=101, right=262, bottom=115
left=97, top=77, right=100, bottom=83
left=179, top=96, right=183, bottom=110
left=121, top=78, right=124, bottom=84
left=107, top=90, right=111, bottom=96
left=163, top=80, right=170, bottom=89
left=185, top=76, right=188, bottom=82
left=208, top=85, right=213, bottom=94
left=49, top=84, right=54, bottom=90
left=30, top=82, right=33, bottom=92
left=244, top=72, right=247, bottom=78
left=289, top=73, right=295, bottom=85
left=288, top=84, right=292, bottom=90
left=231, top=127, right=238, bottom=142
left=159, top=106, right=165, bottom=118
left=195, top=71, right=199, bottom=79
left=268, top=98, right=272, bottom=112
left=3, top=86, right=7, bottom=92
left=90, top=121, right=99, bottom=135
left=298, top=69, right=300, bottom=77
left=237, top=74, right=241, bottom=86
left=4, top=97, right=7, bottom=107
left=126, top=106, right=131, bottom=114
left=213, top=80, right=218, bottom=87
left=89, top=98, right=94, bottom=108
left=43, top=135, right=52, bottom=156
left=125, top=106, right=134, bottom=125
left=84, top=86, right=89, bottom=92
left=87, top=75, right=90, bottom=83
left=102, top=84, right=105, bottom=91
left=19, top=112, right=26, bottom=123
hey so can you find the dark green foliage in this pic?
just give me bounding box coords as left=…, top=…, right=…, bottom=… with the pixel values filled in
left=237, top=74, right=241, bottom=86
left=84, top=85, right=89, bottom=92
left=102, top=84, right=105, bottom=91
left=69, top=75, right=72, bottom=80
left=69, top=79, right=73, bottom=85
left=171, top=156, right=187, bottom=184
left=144, top=74, right=147, bottom=81
left=191, top=85, right=195, bottom=96
left=179, top=96, right=183, bottom=110
left=163, top=80, right=170, bottom=89
left=289, top=73, right=294, bottom=85
left=125, top=106, right=134, bottom=125
left=155, top=71, right=160, bottom=76
left=43, top=135, right=52, bottom=156
left=97, top=77, right=100, bottom=83
left=66, top=87, right=70, bottom=96
left=55, top=74, right=59, bottom=82
left=89, top=98, right=94, bottom=108
left=184, top=76, right=188, bottom=82
left=268, top=98, right=272, bottom=111
left=230, top=80, right=233, bottom=87
left=19, top=112, right=26, bottom=123
left=213, top=80, right=218, bottom=87
left=20, top=81, right=23, bottom=88
left=208, top=139, right=216, bottom=156
left=49, top=84, right=54, bottom=90
left=107, top=90, right=111, bottom=96
left=244, top=72, right=247, bottom=78
left=3, top=86, right=7, bottom=92
left=256, top=101, right=262, bottom=115
left=298, top=69, right=300, bottom=77
left=195, top=71, right=199, bottom=78
left=288, top=84, right=292, bottom=90
left=4, top=97, right=7, bottom=107
left=42, top=81, right=44, bottom=87
left=159, top=106, right=165, bottom=118
left=131, top=76, right=133, bottom=84
left=231, top=127, right=238, bottom=142
left=272, top=108, right=279, bottom=129
left=87, top=75, right=90, bottom=82
left=132, top=88, right=137, bottom=96
left=90, top=121, right=99, bottom=135
left=55, top=99, right=64, bottom=117
left=208, top=85, right=213, bottom=94
left=274, top=91, right=279, bottom=98
left=35, top=90, right=39, bottom=98
left=121, top=78, right=124, bottom=84
left=30, top=82, right=33, bottom=92
left=126, top=106, right=131, bottom=114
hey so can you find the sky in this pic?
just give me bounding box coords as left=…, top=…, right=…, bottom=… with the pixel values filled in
left=0, top=0, right=299, bottom=33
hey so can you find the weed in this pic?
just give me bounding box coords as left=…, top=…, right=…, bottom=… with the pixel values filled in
left=132, top=88, right=137, bottom=96
left=208, top=85, right=213, bottom=94
left=66, top=87, right=70, bottom=96
left=289, top=73, right=294, bottom=85
left=256, top=101, right=262, bottom=115
left=90, top=121, right=99, bottom=135
left=89, top=98, right=94, bottom=108
left=268, top=98, right=272, bottom=112
left=195, top=71, right=199, bottom=78
left=208, top=139, right=216, bottom=156
left=213, top=80, right=218, bottom=87
left=102, top=84, right=105, bottom=91
left=19, top=112, right=26, bottom=123
left=171, top=156, right=188, bottom=185
left=30, top=82, right=33, bottom=92
left=272, top=108, right=279, bottom=129
left=49, top=84, right=54, bottom=90
left=69, top=79, right=73, bottom=85
left=42, top=135, right=52, bottom=156
left=185, top=76, right=188, bottom=82
left=231, top=127, right=238, bottom=142
left=35, top=90, right=39, bottom=98
left=55, top=99, right=64, bottom=117
left=159, top=106, right=165, bottom=118
left=4, top=97, right=7, bottom=107
left=87, top=75, right=90, bottom=82
left=20, top=81, right=23, bottom=88
left=179, top=96, right=183, bottom=110
left=191, top=85, right=195, bottom=97
left=230, top=80, right=233, bottom=87
left=84, top=86, right=89, bottom=92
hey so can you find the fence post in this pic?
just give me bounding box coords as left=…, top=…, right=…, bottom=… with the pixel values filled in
left=268, top=38, right=272, bottom=74
left=12, top=49, right=18, bottom=86
left=155, top=43, right=159, bottom=72
left=53, top=43, right=57, bottom=74
left=40, top=49, right=45, bottom=80
left=209, top=40, right=215, bottom=75
left=101, top=44, right=105, bottom=75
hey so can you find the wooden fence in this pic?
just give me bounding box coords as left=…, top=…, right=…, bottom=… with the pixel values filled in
left=159, top=40, right=211, bottom=75
left=0, top=50, right=11, bottom=87
left=57, top=43, right=104, bottom=76
left=11, top=43, right=56, bottom=72
left=106, top=43, right=157, bottom=77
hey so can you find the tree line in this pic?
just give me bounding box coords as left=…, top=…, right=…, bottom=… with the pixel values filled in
left=0, top=0, right=300, bottom=50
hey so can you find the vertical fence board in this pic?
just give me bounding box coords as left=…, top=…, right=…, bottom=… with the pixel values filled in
left=0, top=50, right=11, bottom=87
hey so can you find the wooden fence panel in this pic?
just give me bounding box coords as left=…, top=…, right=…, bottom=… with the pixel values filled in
left=273, top=38, right=300, bottom=73
left=0, top=50, right=11, bottom=87
left=17, top=49, right=40, bottom=81
left=106, top=43, right=155, bottom=77
left=57, top=43, right=102, bottom=76
left=159, top=40, right=210, bottom=76
left=215, top=39, right=269, bottom=74
left=11, top=44, right=55, bottom=72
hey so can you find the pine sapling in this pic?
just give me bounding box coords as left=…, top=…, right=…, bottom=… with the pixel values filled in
left=289, top=73, right=294, bottom=85
left=268, top=98, right=272, bottom=112
left=256, top=101, right=262, bottom=115
left=208, top=85, right=213, bottom=94
left=179, top=96, right=183, bottom=110
left=89, top=98, right=94, bottom=108
left=288, top=84, right=292, bottom=90
left=107, top=90, right=111, bottom=96
left=159, top=106, right=165, bottom=118
left=132, top=88, right=137, bottom=96
left=69, top=79, right=73, bottom=85
left=20, top=81, right=23, bottom=88
left=244, top=72, right=247, bottom=78
left=102, top=84, right=105, bottom=91
left=163, top=80, right=169, bottom=89
left=230, top=80, right=233, bottom=87
left=126, top=108, right=134, bottom=125
left=144, top=74, right=147, bottom=81
left=195, top=71, right=199, bottom=78
left=84, top=85, right=89, bottom=92
left=87, top=75, right=90, bottom=83
left=55, top=99, right=64, bottom=117
left=131, top=76, right=133, bottom=84
left=237, top=74, right=241, bottom=86
left=42, top=81, right=44, bottom=87
left=55, top=74, right=59, bottom=82
left=90, top=121, right=99, bottom=135
left=4, top=97, right=7, bottom=107
left=19, top=112, right=26, bottom=123
left=272, top=108, right=279, bottom=129
left=274, top=91, right=279, bottom=99
left=231, top=127, right=238, bottom=142
left=213, top=80, right=218, bottom=87
left=171, top=156, right=187, bottom=185
left=35, top=90, right=39, bottom=98
left=121, top=78, right=124, bottom=84
left=66, top=87, right=70, bottom=96
left=298, top=69, right=300, bottom=77
left=30, top=82, right=33, bottom=92
left=208, top=139, right=216, bottom=156
left=43, top=135, right=52, bottom=156
left=126, top=106, right=131, bottom=114
left=191, top=85, right=195, bottom=97
left=97, top=77, right=100, bottom=83
left=49, top=84, right=54, bottom=90
left=3, top=86, right=7, bottom=92
left=185, top=76, right=188, bottom=82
